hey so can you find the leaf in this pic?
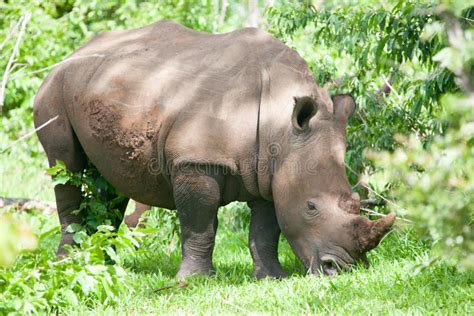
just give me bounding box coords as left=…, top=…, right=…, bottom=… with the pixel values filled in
left=66, top=223, right=84, bottom=234
left=95, top=176, right=109, bottom=191
left=113, top=266, right=127, bottom=277
left=90, top=201, right=107, bottom=214
left=73, top=231, right=87, bottom=244
left=75, top=271, right=97, bottom=295
left=433, top=47, right=462, bottom=73
left=46, top=165, right=62, bottom=175
left=375, top=36, right=389, bottom=64
left=412, top=99, right=422, bottom=116
left=52, top=174, right=70, bottom=186
left=104, top=246, right=119, bottom=263
left=86, top=264, right=108, bottom=275
left=63, top=289, right=79, bottom=305
left=55, top=159, right=66, bottom=168
left=97, top=225, right=115, bottom=232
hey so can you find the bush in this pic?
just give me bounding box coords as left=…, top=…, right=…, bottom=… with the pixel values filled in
left=266, top=0, right=459, bottom=183
left=0, top=213, right=37, bottom=267
left=47, top=160, right=127, bottom=234
left=267, top=0, right=473, bottom=270
left=0, top=209, right=146, bottom=314
left=370, top=3, right=474, bottom=270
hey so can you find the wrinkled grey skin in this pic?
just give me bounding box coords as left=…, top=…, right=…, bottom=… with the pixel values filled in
left=34, top=20, right=395, bottom=278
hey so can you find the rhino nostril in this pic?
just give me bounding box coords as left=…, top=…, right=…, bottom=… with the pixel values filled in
left=322, top=261, right=338, bottom=276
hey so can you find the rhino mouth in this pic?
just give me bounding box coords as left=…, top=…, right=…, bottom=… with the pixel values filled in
left=311, top=253, right=369, bottom=276
left=320, top=259, right=339, bottom=276
left=293, top=244, right=368, bottom=276
left=305, top=255, right=347, bottom=276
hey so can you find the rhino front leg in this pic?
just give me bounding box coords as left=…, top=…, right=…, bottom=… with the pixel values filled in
left=248, top=200, right=288, bottom=279
left=172, top=166, right=223, bottom=278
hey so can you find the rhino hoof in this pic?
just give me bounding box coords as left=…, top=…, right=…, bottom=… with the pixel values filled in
left=253, top=267, right=288, bottom=280
left=176, top=263, right=215, bottom=279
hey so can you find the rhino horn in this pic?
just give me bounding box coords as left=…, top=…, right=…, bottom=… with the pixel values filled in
left=351, top=212, right=396, bottom=252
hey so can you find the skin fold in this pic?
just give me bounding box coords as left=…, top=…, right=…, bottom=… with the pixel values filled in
left=34, top=20, right=395, bottom=278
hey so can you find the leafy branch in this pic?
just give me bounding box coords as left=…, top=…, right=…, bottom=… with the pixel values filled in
left=47, top=160, right=127, bottom=234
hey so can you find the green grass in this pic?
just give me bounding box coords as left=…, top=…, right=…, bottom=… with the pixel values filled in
left=0, top=140, right=54, bottom=202
left=63, top=217, right=472, bottom=315
left=1, top=148, right=473, bottom=315
left=67, top=227, right=473, bottom=315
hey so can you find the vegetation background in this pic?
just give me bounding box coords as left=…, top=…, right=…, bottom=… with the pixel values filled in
left=0, top=0, right=473, bottom=314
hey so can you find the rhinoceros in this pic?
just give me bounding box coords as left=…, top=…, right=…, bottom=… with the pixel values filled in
left=34, top=20, right=395, bottom=278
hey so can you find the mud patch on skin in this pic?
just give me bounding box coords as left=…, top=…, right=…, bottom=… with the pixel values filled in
left=87, top=99, right=157, bottom=160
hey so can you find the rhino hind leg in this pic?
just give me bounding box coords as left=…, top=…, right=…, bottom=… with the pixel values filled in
left=248, top=200, right=288, bottom=279
left=124, top=202, right=150, bottom=228
left=36, top=113, right=87, bottom=256
left=172, top=165, right=224, bottom=278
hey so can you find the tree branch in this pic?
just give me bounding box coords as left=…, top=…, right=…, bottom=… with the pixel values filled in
left=10, top=54, right=105, bottom=81
left=219, top=0, right=228, bottom=25
left=0, top=197, right=56, bottom=213
left=376, top=75, right=393, bottom=99
left=0, top=13, right=31, bottom=113
left=0, top=20, right=20, bottom=53
left=1, top=115, right=59, bottom=153
left=360, top=199, right=386, bottom=208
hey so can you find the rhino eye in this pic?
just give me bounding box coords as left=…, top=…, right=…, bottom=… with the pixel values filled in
left=306, top=201, right=320, bottom=217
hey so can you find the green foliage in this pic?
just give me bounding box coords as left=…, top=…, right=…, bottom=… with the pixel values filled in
left=369, top=7, right=474, bottom=270
left=0, top=209, right=145, bottom=314
left=2, top=206, right=473, bottom=314
left=47, top=160, right=127, bottom=233
left=266, top=0, right=461, bottom=183
left=267, top=1, right=474, bottom=270
left=0, top=213, right=37, bottom=267
left=371, top=102, right=473, bottom=270
left=132, top=206, right=181, bottom=258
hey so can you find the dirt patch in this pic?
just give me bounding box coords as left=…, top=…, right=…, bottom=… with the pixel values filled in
left=87, top=99, right=157, bottom=160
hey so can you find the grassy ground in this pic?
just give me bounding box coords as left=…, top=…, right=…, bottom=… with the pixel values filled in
left=1, top=147, right=473, bottom=315
left=70, top=222, right=473, bottom=315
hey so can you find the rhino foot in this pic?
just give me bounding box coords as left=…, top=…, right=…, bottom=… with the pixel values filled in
left=176, top=261, right=215, bottom=278
left=253, top=265, right=288, bottom=279
left=56, top=232, right=76, bottom=258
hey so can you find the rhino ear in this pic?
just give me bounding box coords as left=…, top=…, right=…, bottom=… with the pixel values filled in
left=332, top=94, right=356, bottom=124
left=292, top=96, right=318, bottom=132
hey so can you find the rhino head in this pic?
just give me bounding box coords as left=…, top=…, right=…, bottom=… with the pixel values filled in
left=271, top=91, right=395, bottom=275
